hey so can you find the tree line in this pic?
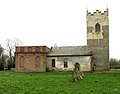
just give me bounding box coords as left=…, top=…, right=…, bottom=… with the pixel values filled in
left=0, top=38, right=22, bottom=71
left=109, top=58, right=120, bottom=69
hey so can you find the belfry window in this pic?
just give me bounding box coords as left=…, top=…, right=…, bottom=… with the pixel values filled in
left=95, top=23, right=101, bottom=32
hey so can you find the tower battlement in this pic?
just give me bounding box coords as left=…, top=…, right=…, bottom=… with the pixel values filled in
left=87, top=9, right=108, bottom=17
left=87, top=8, right=109, bottom=27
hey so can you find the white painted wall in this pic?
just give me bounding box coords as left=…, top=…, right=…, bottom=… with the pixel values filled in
left=47, top=56, right=91, bottom=71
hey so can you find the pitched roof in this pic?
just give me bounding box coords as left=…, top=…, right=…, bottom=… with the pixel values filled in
left=47, top=46, right=92, bottom=56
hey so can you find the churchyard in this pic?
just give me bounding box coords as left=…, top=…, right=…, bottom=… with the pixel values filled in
left=0, top=69, right=120, bottom=94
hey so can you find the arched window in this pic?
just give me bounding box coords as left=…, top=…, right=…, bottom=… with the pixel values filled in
left=20, top=56, right=24, bottom=67
left=95, top=23, right=101, bottom=32
left=64, top=58, right=68, bottom=68
left=35, top=56, right=40, bottom=70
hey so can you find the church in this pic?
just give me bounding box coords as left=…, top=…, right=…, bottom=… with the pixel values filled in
left=15, top=9, right=109, bottom=72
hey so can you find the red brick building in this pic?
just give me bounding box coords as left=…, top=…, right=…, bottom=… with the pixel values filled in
left=15, top=46, right=50, bottom=72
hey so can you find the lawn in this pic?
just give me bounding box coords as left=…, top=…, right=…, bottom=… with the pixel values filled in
left=0, top=70, right=120, bottom=94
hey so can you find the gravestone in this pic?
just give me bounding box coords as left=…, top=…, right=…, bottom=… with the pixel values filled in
left=72, top=62, right=83, bottom=82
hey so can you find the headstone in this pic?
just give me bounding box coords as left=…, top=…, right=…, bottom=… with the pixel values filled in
left=72, top=62, right=83, bottom=82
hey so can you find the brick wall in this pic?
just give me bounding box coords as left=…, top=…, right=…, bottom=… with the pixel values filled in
left=15, top=46, right=50, bottom=72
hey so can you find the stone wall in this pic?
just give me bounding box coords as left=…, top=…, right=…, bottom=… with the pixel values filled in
left=47, top=56, right=92, bottom=71
left=87, top=9, right=109, bottom=71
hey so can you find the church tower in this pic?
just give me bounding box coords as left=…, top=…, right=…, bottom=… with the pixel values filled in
left=87, top=9, right=109, bottom=70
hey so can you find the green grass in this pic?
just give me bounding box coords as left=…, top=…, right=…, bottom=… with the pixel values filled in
left=0, top=70, right=120, bottom=94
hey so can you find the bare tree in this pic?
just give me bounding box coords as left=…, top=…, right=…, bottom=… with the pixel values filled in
left=0, top=45, right=5, bottom=70
left=5, top=38, right=23, bottom=69
left=0, top=45, right=3, bottom=56
left=110, top=58, right=120, bottom=69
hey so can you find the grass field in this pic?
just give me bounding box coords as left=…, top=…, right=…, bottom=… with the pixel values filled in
left=0, top=70, right=120, bottom=94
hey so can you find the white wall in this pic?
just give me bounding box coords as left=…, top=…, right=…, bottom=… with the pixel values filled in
left=47, top=56, right=91, bottom=71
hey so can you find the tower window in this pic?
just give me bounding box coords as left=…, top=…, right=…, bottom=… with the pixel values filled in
left=95, top=23, right=101, bottom=32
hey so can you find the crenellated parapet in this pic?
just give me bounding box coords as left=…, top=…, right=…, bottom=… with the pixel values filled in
left=87, top=8, right=108, bottom=17
left=87, top=8, right=109, bottom=27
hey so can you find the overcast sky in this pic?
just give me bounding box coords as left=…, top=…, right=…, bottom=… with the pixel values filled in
left=0, top=0, right=120, bottom=59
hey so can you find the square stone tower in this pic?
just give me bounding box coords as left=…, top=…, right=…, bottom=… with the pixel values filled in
left=87, top=9, right=109, bottom=71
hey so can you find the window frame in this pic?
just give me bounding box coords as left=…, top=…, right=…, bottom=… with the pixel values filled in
left=95, top=23, right=101, bottom=32
left=52, top=59, right=55, bottom=67
left=64, top=58, right=68, bottom=68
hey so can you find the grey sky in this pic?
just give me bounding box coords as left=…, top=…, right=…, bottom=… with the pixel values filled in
left=0, top=0, right=120, bottom=59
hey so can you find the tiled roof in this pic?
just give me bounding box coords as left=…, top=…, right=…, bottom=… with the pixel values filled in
left=47, top=46, right=92, bottom=56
